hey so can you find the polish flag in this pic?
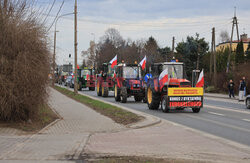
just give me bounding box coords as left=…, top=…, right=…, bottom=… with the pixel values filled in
left=109, top=55, right=117, bottom=68
left=139, top=56, right=146, bottom=70
left=196, top=69, right=204, bottom=87
left=159, top=68, right=169, bottom=88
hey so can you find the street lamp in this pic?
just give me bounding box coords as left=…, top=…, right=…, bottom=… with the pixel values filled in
left=52, top=12, right=74, bottom=86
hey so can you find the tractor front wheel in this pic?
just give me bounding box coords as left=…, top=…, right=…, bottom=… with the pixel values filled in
left=161, top=95, right=170, bottom=113
left=102, top=84, right=109, bottom=97
left=121, top=87, right=127, bottom=103
left=146, top=87, right=160, bottom=110
left=114, top=84, right=121, bottom=101
left=192, top=108, right=200, bottom=113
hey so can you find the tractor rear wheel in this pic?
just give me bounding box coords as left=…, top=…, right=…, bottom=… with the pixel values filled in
left=146, top=87, right=160, bottom=110
left=96, top=81, right=102, bottom=96
left=161, top=95, right=170, bottom=113
left=121, top=87, right=127, bottom=103
left=78, top=82, right=82, bottom=91
left=114, top=84, right=121, bottom=101
left=134, top=95, right=142, bottom=102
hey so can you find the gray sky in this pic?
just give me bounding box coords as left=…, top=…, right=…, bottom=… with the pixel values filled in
left=36, top=0, right=250, bottom=65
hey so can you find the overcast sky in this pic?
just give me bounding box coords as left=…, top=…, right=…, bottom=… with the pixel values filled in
left=36, top=0, right=250, bottom=65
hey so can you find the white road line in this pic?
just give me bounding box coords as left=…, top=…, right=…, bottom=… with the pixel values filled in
left=208, top=112, right=225, bottom=116
left=242, top=119, right=250, bottom=123
left=204, top=104, right=250, bottom=115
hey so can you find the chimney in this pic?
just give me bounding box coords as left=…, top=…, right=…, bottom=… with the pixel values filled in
left=240, top=34, right=248, bottom=41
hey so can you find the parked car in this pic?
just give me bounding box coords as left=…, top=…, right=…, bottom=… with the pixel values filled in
left=70, top=77, right=75, bottom=88
left=65, top=76, right=72, bottom=86
left=246, top=95, right=250, bottom=109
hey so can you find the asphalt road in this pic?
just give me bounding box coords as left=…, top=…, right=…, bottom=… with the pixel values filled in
left=62, top=85, right=250, bottom=147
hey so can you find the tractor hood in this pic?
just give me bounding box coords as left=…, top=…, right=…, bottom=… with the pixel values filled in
left=169, top=78, right=191, bottom=87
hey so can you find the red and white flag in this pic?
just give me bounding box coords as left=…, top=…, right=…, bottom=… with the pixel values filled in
left=196, top=69, right=204, bottom=87
left=109, top=55, right=117, bottom=68
left=159, top=68, right=169, bottom=87
left=139, top=56, right=146, bottom=70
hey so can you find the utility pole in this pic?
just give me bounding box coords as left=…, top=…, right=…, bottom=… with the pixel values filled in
left=210, top=30, right=213, bottom=79
left=172, top=36, right=175, bottom=58
left=52, top=30, right=57, bottom=87
left=212, top=27, right=217, bottom=87
left=74, top=0, right=78, bottom=94
left=226, top=7, right=240, bottom=73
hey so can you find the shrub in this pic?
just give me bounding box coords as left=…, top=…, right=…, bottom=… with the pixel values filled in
left=0, top=0, right=50, bottom=121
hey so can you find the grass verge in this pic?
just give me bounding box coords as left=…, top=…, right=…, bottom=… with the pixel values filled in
left=0, top=103, right=58, bottom=132
left=54, top=86, right=143, bottom=125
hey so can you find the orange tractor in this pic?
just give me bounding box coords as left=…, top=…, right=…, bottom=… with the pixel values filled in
left=146, top=61, right=203, bottom=113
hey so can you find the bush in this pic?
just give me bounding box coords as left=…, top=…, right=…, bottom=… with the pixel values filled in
left=0, top=0, right=50, bottom=121
left=205, top=86, right=218, bottom=93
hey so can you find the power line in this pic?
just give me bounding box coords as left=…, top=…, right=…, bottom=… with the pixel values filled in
left=47, top=0, right=65, bottom=32
left=42, top=0, right=57, bottom=24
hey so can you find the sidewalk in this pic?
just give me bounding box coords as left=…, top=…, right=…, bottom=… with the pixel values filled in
left=205, top=92, right=239, bottom=99
left=0, top=88, right=124, bottom=162
left=1, top=88, right=250, bottom=162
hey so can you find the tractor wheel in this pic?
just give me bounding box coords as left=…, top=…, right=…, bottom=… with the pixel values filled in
left=146, top=87, right=160, bottom=110
left=246, top=98, right=250, bottom=109
left=78, top=82, right=82, bottom=91
left=89, top=87, right=95, bottom=91
left=102, top=83, right=109, bottom=97
left=120, top=87, right=127, bottom=103
left=114, top=84, right=121, bottom=101
left=96, top=81, right=102, bottom=96
left=192, top=108, right=201, bottom=113
left=134, top=95, right=142, bottom=102
left=161, top=95, right=170, bottom=113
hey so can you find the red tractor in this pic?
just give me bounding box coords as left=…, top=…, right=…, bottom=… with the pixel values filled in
left=146, top=61, right=203, bottom=113
left=96, top=63, right=116, bottom=97
left=114, top=63, right=145, bottom=103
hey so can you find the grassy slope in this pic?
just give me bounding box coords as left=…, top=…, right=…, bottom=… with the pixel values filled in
left=54, top=86, right=143, bottom=125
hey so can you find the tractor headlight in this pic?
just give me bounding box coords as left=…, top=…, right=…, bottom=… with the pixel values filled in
left=163, top=86, right=168, bottom=92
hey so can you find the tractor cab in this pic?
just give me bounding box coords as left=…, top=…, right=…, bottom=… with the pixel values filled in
left=150, top=62, right=191, bottom=87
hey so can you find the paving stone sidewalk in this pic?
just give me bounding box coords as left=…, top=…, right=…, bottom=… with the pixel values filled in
left=0, top=88, right=123, bottom=162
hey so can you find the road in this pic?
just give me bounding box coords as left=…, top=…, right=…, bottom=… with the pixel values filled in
left=64, top=86, right=250, bottom=146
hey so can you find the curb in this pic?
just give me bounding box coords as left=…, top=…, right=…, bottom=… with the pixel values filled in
left=204, top=93, right=239, bottom=100
left=55, top=85, right=161, bottom=129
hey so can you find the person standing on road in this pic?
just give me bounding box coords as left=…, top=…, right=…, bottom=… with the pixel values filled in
left=228, top=79, right=235, bottom=98
left=239, top=79, right=245, bottom=101
left=242, top=76, right=247, bottom=96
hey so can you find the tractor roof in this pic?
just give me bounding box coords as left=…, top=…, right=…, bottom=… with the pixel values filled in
left=153, top=62, right=183, bottom=65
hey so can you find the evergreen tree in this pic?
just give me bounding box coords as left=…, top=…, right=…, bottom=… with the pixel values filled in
left=246, top=42, right=250, bottom=61
left=235, top=40, right=244, bottom=64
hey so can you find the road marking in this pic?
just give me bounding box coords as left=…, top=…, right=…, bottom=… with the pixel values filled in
left=184, top=114, right=250, bottom=133
left=204, top=104, right=250, bottom=115
left=242, top=119, right=250, bottom=123
left=208, top=112, right=225, bottom=116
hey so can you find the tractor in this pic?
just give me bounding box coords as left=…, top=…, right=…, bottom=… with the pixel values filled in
left=146, top=61, right=203, bottom=113
left=81, top=67, right=96, bottom=91
left=114, top=62, right=145, bottom=103
left=96, top=63, right=116, bottom=97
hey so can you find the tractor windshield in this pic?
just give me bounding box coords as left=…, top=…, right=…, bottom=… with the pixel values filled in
left=123, top=67, right=141, bottom=79
left=163, top=64, right=183, bottom=79
left=81, top=70, right=91, bottom=77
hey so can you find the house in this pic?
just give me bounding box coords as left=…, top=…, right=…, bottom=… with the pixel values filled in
left=216, top=34, right=250, bottom=53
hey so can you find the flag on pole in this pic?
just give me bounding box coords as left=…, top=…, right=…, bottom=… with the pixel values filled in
left=196, top=69, right=204, bottom=87
left=139, top=56, right=146, bottom=70
left=159, top=68, right=169, bottom=88
left=77, top=64, right=80, bottom=69
left=109, top=55, right=117, bottom=68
